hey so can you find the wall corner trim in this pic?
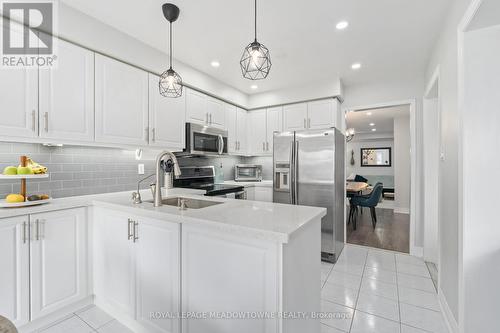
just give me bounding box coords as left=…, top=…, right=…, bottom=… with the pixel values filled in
left=439, top=287, right=459, bottom=333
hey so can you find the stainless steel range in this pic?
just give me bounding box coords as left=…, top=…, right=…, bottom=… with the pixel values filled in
left=174, top=166, right=245, bottom=198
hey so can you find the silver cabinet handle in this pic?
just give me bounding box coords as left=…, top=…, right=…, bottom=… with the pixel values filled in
left=44, top=112, right=49, bottom=132
left=266, top=142, right=269, bottom=151
left=304, top=118, right=307, bottom=128
left=35, top=219, right=40, bottom=241
left=206, top=112, right=209, bottom=124
left=308, top=118, right=311, bottom=128
left=133, top=221, right=139, bottom=242
left=262, top=142, right=265, bottom=151
left=209, top=113, right=212, bottom=124
left=145, top=127, right=149, bottom=142
left=127, top=218, right=133, bottom=240
left=237, top=141, right=240, bottom=151
left=39, top=220, right=45, bottom=240
left=31, top=110, right=36, bottom=132
left=22, top=221, right=27, bottom=244
left=152, top=128, right=156, bottom=142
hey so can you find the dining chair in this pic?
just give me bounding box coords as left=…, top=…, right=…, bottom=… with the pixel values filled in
left=349, top=182, right=384, bottom=230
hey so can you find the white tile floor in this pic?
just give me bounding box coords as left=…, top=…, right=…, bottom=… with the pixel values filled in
left=321, top=244, right=449, bottom=333
left=34, top=305, right=133, bottom=333
left=33, top=244, right=448, bottom=333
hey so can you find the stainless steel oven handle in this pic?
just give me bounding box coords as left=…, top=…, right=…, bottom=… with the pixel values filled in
left=217, top=134, right=224, bottom=155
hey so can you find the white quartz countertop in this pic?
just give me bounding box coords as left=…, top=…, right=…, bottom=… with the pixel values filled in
left=0, top=186, right=325, bottom=243
left=219, top=180, right=273, bottom=187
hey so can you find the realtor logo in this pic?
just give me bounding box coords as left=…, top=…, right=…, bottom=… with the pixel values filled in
left=1, top=0, right=58, bottom=67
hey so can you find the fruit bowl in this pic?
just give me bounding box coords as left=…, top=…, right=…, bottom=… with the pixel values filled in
left=0, top=197, right=51, bottom=208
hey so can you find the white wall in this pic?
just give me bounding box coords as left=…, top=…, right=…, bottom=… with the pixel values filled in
left=50, top=3, right=249, bottom=108
left=346, top=139, right=394, bottom=177
left=394, top=116, right=411, bottom=213
left=463, top=22, right=500, bottom=333
left=424, top=0, right=473, bottom=323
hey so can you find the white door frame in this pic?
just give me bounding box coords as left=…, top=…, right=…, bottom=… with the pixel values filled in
left=345, top=99, right=418, bottom=256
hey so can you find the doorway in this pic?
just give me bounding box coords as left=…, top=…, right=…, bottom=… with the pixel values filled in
left=345, top=103, right=413, bottom=253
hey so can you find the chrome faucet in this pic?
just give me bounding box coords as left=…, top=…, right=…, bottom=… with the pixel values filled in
left=154, top=151, right=182, bottom=207
left=132, top=173, right=155, bottom=204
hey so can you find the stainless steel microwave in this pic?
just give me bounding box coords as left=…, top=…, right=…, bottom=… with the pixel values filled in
left=235, top=164, right=263, bottom=182
left=185, top=123, right=228, bottom=156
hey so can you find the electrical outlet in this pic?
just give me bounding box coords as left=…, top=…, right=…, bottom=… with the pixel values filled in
left=138, top=164, right=145, bottom=175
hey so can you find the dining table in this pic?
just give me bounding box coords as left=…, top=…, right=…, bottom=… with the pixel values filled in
left=346, top=181, right=369, bottom=195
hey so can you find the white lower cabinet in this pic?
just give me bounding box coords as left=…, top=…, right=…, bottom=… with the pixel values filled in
left=254, top=187, right=273, bottom=202
left=0, top=208, right=89, bottom=328
left=93, top=207, right=180, bottom=333
left=181, top=224, right=279, bottom=333
left=0, top=216, right=29, bottom=327
left=30, top=208, right=89, bottom=320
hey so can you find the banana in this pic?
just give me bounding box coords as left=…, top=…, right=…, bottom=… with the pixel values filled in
left=21, top=157, right=48, bottom=174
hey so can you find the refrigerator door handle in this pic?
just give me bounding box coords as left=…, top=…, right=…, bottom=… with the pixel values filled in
left=289, top=141, right=295, bottom=204
left=294, top=141, right=299, bottom=204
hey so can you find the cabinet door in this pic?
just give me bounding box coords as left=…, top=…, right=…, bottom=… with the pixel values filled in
left=30, top=208, right=88, bottom=320
left=225, top=104, right=237, bottom=153
left=207, top=97, right=225, bottom=129
left=0, top=22, right=37, bottom=138
left=95, top=54, right=149, bottom=145
left=39, top=38, right=94, bottom=142
left=266, top=107, right=283, bottom=154
left=247, top=109, right=267, bottom=155
left=283, top=103, right=308, bottom=131
left=93, top=207, right=135, bottom=317
left=185, top=88, right=208, bottom=125
left=307, top=99, right=336, bottom=129
left=236, top=108, right=248, bottom=154
left=182, top=225, right=279, bottom=333
left=149, top=74, right=185, bottom=150
left=254, top=187, right=273, bottom=202
left=0, top=216, right=29, bottom=327
left=136, top=217, right=180, bottom=333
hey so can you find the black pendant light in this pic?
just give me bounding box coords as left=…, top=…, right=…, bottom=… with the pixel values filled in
left=240, top=0, right=271, bottom=80
left=159, top=3, right=182, bottom=97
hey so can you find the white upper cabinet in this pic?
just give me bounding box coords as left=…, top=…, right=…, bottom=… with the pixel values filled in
left=185, top=88, right=208, bottom=125
left=95, top=54, right=149, bottom=146
left=206, top=97, right=225, bottom=129
left=225, top=104, right=237, bottom=153
left=236, top=108, right=248, bottom=154
left=283, top=99, right=338, bottom=131
left=0, top=22, right=38, bottom=139
left=307, top=99, right=336, bottom=129
left=149, top=74, right=185, bottom=150
left=39, top=38, right=94, bottom=142
left=30, top=208, right=88, bottom=320
left=0, top=216, right=29, bottom=327
left=186, top=88, right=225, bottom=128
left=266, top=106, right=283, bottom=153
left=247, top=109, right=268, bottom=155
left=283, top=103, right=308, bottom=131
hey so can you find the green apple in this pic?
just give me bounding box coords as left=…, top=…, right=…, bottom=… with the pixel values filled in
left=3, top=166, right=17, bottom=175
left=17, top=166, right=34, bottom=175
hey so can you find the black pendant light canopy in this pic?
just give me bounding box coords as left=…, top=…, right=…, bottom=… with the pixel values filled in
left=240, top=0, right=271, bottom=80
left=159, top=3, right=183, bottom=98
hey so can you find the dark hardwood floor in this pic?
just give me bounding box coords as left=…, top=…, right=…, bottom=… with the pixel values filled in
left=346, top=207, right=410, bottom=253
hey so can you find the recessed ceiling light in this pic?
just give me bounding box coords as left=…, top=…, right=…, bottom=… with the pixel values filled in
left=250, top=84, right=258, bottom=90
left=369, top=123, right=375, bottom=126
left=351, top=63, right=362, bottom=70
left=336, top=21, right=349, bottom=30
left=366, top=112, right=372, bottom=116
left=210, top=60, right=220, bottom=68
left=371, top=128, right=377, bottom=132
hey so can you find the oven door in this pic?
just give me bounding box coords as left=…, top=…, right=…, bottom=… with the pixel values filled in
left=186, top=123, right=228, bottom=155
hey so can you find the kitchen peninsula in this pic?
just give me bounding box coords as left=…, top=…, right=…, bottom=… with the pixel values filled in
left=0, top=189, right=325, bottom=333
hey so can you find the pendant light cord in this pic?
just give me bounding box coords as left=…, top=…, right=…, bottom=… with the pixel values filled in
left=169, top=21, right=173, bottom=69
left=254, top=0, right=257, bottom=41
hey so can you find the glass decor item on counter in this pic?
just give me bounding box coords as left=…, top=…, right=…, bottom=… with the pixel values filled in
left=214, top=163, right=225, bottom=184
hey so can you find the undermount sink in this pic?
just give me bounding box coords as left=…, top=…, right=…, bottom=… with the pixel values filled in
left=146, top=197, right=223, bottom=210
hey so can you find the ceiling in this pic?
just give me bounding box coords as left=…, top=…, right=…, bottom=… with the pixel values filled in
left=346, top=105, right=410, bottom=134
left=61, top=0, right=452, bottom=95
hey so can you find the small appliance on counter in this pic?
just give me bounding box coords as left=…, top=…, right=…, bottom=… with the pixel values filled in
left=235, top=164, right=262, bottom=182
left=174, top=166, right=245, bottom=199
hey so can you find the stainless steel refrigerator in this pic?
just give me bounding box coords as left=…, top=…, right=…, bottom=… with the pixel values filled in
left=273, top=128, right=345, bottom=263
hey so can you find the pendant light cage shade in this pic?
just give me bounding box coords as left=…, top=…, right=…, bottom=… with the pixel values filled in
left=240, top=41, right=271, bottom=80
left=159, top=68, right=183, bottom=98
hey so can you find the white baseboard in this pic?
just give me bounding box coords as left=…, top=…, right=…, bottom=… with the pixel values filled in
left=411, top=246, right=423, bottom=257
left=438, top=288, right=458, bottom=333
left=394, top=207, right=410, bottom=214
